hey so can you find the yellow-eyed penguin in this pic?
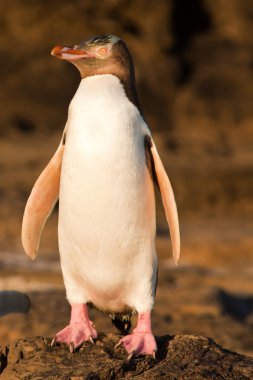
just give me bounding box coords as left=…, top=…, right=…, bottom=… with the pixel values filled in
left=21, top=34, right=180, bottom=357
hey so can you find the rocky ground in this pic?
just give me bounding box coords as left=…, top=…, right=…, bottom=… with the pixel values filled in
left=1, top=334, right=253, bottom=379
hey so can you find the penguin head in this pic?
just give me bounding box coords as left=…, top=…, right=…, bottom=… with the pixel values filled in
left=51, top=34, right=135, bottom=80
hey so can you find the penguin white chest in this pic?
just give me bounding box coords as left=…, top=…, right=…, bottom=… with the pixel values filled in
left=58, top=75, right=156, bottom=312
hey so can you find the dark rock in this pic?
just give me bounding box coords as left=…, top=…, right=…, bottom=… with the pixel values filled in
left=217, top=289, right=253, bottom=322
left=0, top=291, right=30, bottom=317
left=0, top=348, right=7, bottom=375
left=12, top=116, right=36, bottom=133
left=1, top=334, right=253, bottom=379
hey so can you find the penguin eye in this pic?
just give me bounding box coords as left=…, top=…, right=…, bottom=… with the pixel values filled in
left=97, top=47, right=108, bottom=57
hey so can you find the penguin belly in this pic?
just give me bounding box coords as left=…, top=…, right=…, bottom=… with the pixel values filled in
left=58, top=75, right=157, bottom=313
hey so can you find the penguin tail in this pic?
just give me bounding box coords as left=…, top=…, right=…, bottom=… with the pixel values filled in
left=110, top=314, right=132, bottom=335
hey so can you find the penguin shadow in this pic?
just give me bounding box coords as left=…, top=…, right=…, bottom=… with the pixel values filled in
left=216, top=288, right=253, bottom=322
left=0, top=291, right=31, bottom=317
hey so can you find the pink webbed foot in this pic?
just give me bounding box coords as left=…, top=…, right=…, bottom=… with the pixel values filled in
left=116, top=312, right=157, bottom=358
left=118, top=332, right=157, bottom=358
left=52, top=304, right=97, bottom=352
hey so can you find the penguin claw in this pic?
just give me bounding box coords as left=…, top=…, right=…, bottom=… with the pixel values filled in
left=152, top=351, right=156, bottom=360
left=89, top=336, right=95, bottom=344
left=127, top=352, right=134, bottom=361
left=69, top=342, right=75, bottom=353
left=51, top=337, right=56, bottom=347
left=115, top=340, right=122, bottom=349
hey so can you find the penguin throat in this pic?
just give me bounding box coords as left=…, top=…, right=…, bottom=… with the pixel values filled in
left=79, top=68, right=142, bottom=115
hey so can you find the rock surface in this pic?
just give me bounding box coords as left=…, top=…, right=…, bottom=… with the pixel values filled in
left=1, top=334, right=253, bottom=379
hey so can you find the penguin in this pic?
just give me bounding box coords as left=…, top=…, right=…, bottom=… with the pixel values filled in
left=21, top=34, right=180, bottom=358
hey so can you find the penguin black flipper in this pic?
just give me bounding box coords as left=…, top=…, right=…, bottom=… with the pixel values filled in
left=145, top=135, right=180, bottom=264
left=21, top=133, right=65, bottom=259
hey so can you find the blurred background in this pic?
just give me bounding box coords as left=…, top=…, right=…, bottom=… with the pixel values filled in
left=0, top=0, right=253, bottom=356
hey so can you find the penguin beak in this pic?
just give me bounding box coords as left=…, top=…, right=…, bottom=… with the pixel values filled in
left=51, top=45, right=94, bottom=61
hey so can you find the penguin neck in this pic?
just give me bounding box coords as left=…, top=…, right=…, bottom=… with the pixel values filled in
left=80, top=71, right=143, bottom=116
left=120, top=73, right=143, bottom=116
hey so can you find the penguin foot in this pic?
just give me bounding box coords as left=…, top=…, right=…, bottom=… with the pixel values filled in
left=52, top=303, right=97, bottom=352
left=53, top=321, right=97, bottom=351
left=116, top=332, right=157, bottom=357
left=115, top=311, right=157, bottom=357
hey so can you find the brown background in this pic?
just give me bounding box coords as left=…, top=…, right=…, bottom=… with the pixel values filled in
left=0, top=0, right=253, bottom=357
